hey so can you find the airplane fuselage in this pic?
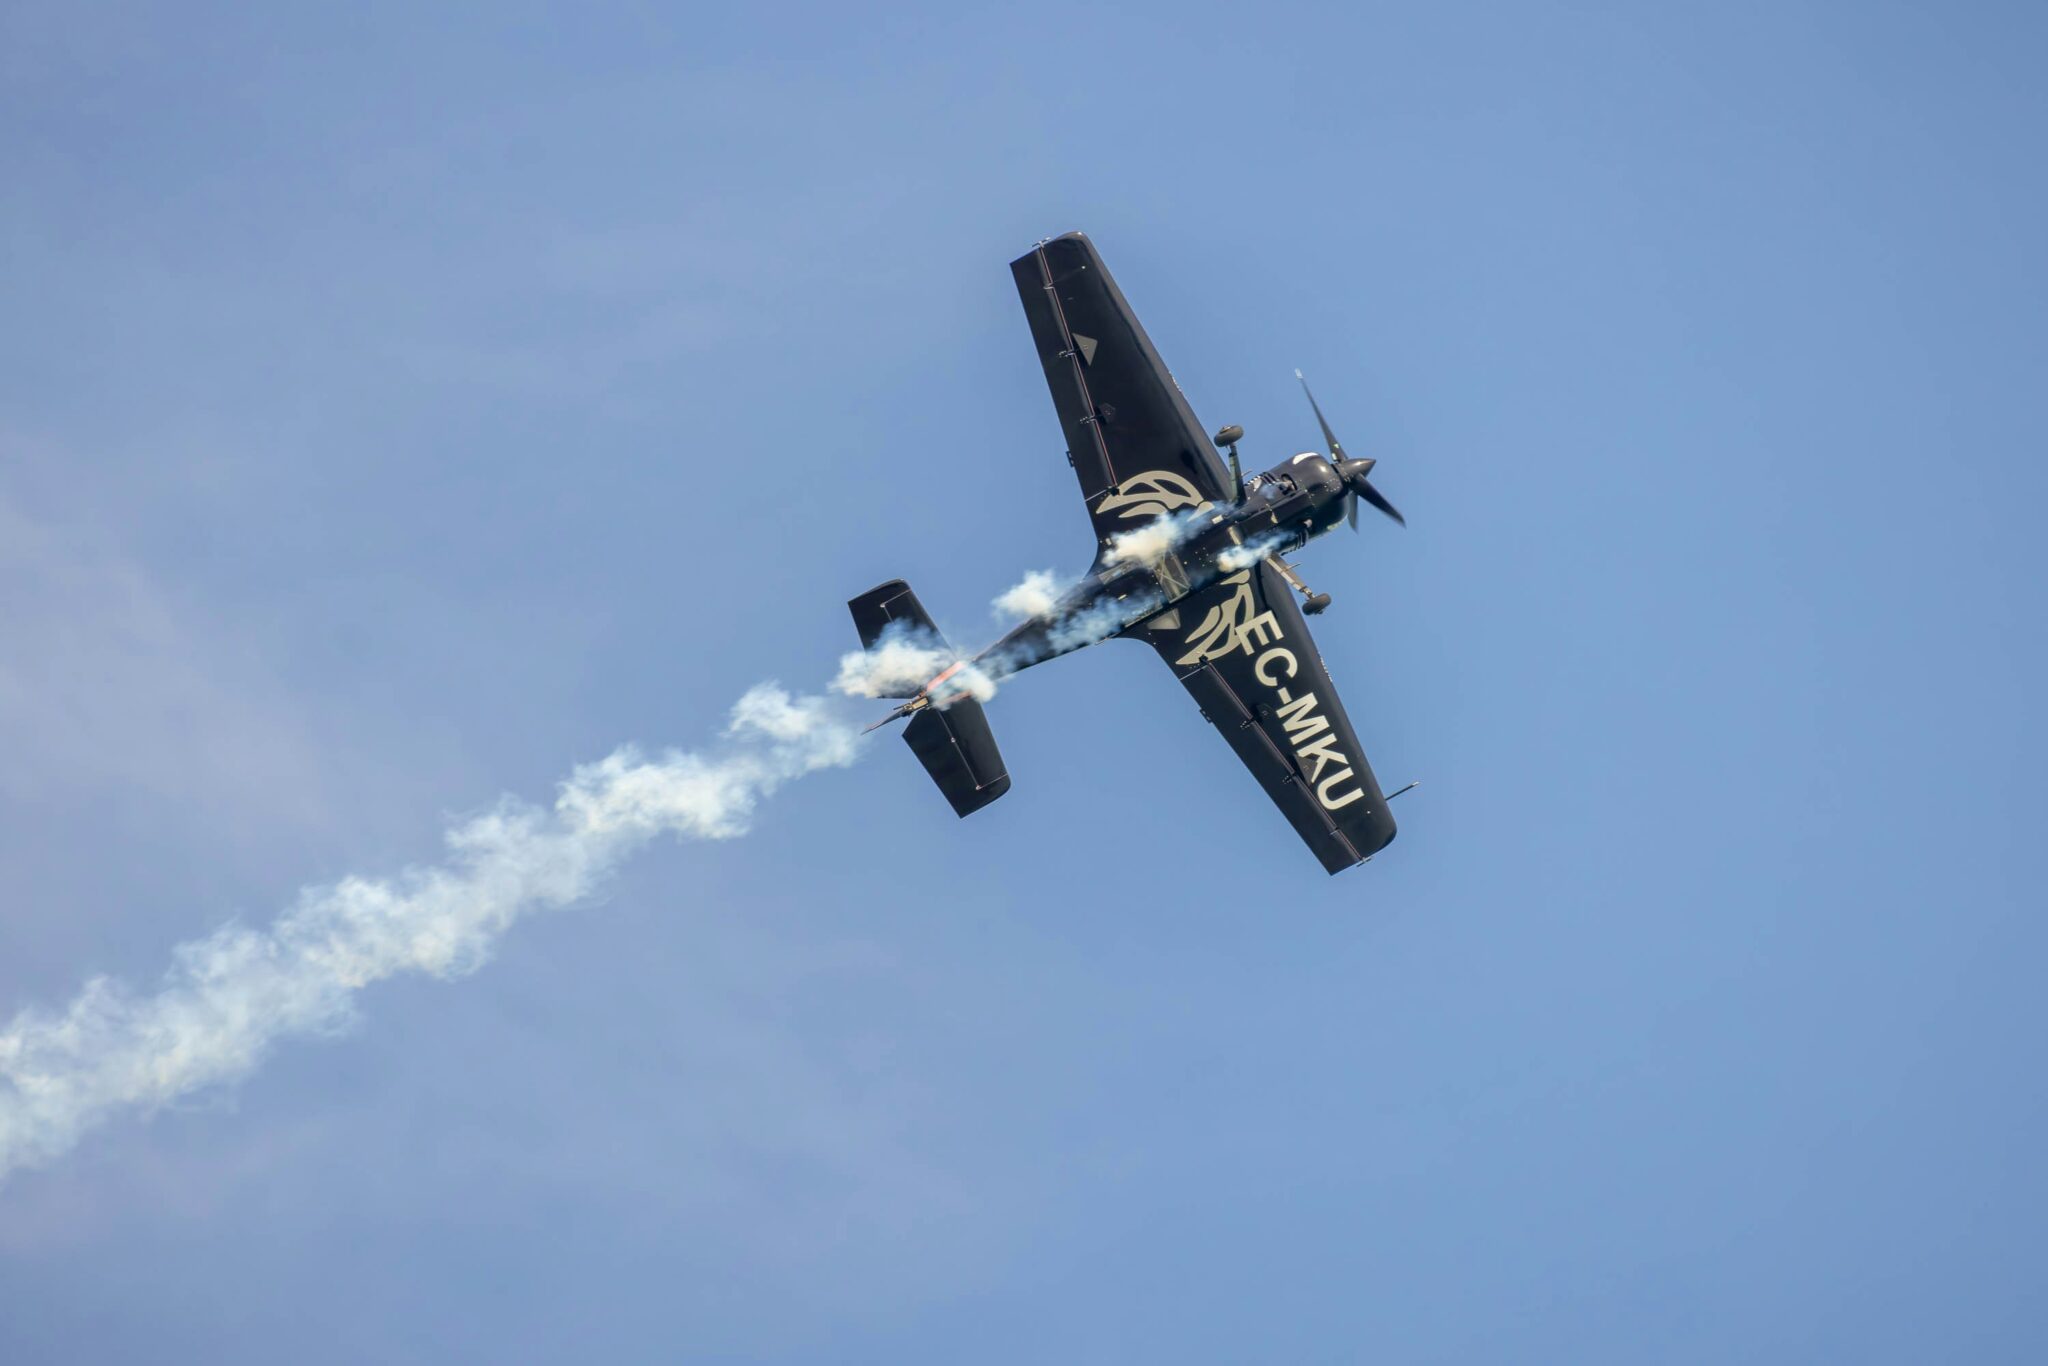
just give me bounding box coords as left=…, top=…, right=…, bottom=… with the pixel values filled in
left=967, top=451, right=1351, bottom=687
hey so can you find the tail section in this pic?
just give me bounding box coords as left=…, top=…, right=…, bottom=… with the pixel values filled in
left=846, top=581, right=1011, bottom=818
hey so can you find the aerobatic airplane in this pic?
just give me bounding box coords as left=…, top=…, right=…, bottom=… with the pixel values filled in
left=850, top=232, right=1410, bottom=874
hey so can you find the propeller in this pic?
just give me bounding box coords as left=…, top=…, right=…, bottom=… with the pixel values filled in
left=1297, top=370, right=1404, bottom=530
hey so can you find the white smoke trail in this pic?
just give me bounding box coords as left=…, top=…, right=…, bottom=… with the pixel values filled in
left=831, top=623, right=954, bottom=700
left=1, top=537, right=1211, bottom=1184
left=0, top=684, right=862, bottom=1184
left=1044, top=591, right=1159, bottom=655
left=835, top=555, right=1181, bottom=719
left=1101, top=508, right=1206, bottom=571
left=992, top=570, right=1062, bottom=621
left=1218, top=528, right=1296, bottom=573
left=832, top=564, right=1083, bottom=710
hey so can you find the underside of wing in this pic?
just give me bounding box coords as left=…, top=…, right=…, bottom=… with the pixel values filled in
left=1010, top=233, right=1237, bottom=552
left=1131, top=561, right=1396, bottom=874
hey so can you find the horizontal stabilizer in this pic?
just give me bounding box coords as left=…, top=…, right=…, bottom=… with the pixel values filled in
left=848, top=579, right=942, bottom=699
left=904, top=701, right=1011, bottom=818
left=849, top=579, right=932, bottom=653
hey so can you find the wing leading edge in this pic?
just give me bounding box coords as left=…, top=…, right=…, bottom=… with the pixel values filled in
left=1010, top=233, right=1237, bottom=552
left=1130, top=561, right=1396, bottom=874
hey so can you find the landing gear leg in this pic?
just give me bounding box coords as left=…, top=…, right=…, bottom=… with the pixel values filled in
left=1266, top=557, right=1332, bottom=615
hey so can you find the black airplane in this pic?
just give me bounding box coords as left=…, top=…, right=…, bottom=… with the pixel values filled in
left=850, top=232, right=1409, bottom=874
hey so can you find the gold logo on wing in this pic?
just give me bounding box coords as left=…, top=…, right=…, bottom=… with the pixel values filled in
left=1175, top=571, right=1256, bottom=667
left=1093, top=469, right=1212, bottom=523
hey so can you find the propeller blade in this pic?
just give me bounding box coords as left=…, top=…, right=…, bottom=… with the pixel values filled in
left=1296, top=369, right=1345, bottom=459
left=1299, top=369, right=1405, bottom=528
left=1357, top=477, right=1405, bottom=527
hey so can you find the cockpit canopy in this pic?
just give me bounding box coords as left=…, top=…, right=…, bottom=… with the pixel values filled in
left=1244, top=470, right=1299, bottom=501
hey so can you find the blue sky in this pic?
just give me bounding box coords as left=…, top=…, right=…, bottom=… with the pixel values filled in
left=3, top=1, right=2045, bottom=1360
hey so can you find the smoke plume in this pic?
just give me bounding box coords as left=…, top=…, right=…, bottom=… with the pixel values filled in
left=992, top=570, right=1062, bottom=621
left=831, top=623, right=955, bottom=700
left=2, top=536, right=1217, bottom=1182
left=1101, top=508, right=1206, bottom=572
left=0, top=685, right=862, bottom=1184
left=1218, top=528, right=1296, bottom=573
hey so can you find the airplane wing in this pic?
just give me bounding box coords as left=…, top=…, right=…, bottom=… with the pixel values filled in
left=1129, top=559, right=1397, bottom=874
left=1011, top=233, right=1238, bottom=551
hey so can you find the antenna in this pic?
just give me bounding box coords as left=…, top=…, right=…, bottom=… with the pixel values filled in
left=1212, top=425, right=1246, bottom=503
